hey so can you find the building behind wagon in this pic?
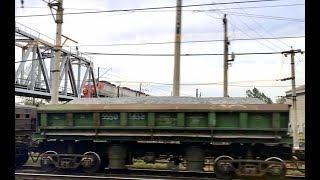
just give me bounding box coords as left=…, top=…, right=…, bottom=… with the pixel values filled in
left=285, top=85, right=305, bottom=150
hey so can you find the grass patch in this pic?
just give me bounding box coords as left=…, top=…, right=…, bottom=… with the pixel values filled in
left=129, top=159, right=168, bottom=170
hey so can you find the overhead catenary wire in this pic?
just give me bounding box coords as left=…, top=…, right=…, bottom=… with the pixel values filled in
left=101, top=80, right=299, bottom=88
left=17, top=3, right=304, bottom=22
left=194, top=10, right=303, bottom=22
left=228, top=14, right=279, bottom=51
left=17, top=3, right=304, bottom=11
left=100, top=79, right=284, bottom=85
left=15, top=0, right=290, bottom=18
left=199, top=4, right=279, bottom=52
left=218, top=2, right=285, bottom=51
left=17, top=7, right=305, bottom=22
left=63, top=36, right=304, bottom=47
left=81, top=51, right=305, bottom=56
left=231, top=2, right=292, bottom=49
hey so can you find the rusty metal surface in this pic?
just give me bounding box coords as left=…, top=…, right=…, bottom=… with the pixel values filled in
left=68, top=97, right=266, bottom=104
left=42, top=131, right=283, bottom=139
left=38, top=103, right=289, bottom=112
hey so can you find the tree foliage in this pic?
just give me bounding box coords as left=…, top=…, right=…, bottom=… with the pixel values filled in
left=276, top=96, right=286, bottom=104
left=246, top=87, right=273, bottom=104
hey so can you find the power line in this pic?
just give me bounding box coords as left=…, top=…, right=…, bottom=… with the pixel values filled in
left=191, top=3, right=304, bottom=11
left=204, top=10, right=304, bottom=22
left=231, top=2, right=292, bottom=49
left=104, top=80, right=300, bottom=88
left=81, top=51, right=304, bottom=56
left=200, top=4, right=279, bottom=52
left=101, top=79, right=281, bottom=85
left=18, top=3, right=304, bottom=12
left=17, top=5, right=304, bottom=22
left=222, top=2, right=285, bottom=51
left=68, top=36, right=304, bottom=47
left=15, top=0, right=286, bottom=18
left=228, top=19, right=277, bottom=51
left=229, top=15, right=280, bottom=51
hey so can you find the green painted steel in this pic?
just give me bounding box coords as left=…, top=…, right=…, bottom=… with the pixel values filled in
left=100, top=112, right=120, bottom=126
left=66, top=113, right=73, bottom=127
left=186, top=113, right=207, bottom=127
left=272, top=113, right=281, bottom=128
left=36, top=106, right=291, bottom=145
left=239, top=113, right=248, bottom=128
left=176, top=112, right=185, bottom=127
left=120, top=112, right=128, bottom=126
left=208, top=112, right=216, bottom=127
left=73, top=113, right=93, bottom=126
left=155, top=112, right=177, bottom=127
left=127, top=112, right=148, bottom=126
left=47, top=113, right=66, bottom=126
left=39, top=111, right=290, bottom=130
left=40, top=113, right=47, bottom=127
left=147, top=112, right=155, bottom=127
left=216, top=112, right=239, bottom=127
left=280, top=112, right=289, bottom=128
left=248, top=113, right=272, bottom=128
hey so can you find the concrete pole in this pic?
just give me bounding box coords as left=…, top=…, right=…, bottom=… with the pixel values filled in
left=50, top=0, right=63, bottom=104
left=290, top=50, right=298, bottom=148
left=97, top=67, right=100, bottom=82
left=223, top=14, right=229, bottom=97
left=76, top=47, right=81, bottom=97
left=282, top=48, right=302, bottom=149
left=173, top=0, right=182, bottom=97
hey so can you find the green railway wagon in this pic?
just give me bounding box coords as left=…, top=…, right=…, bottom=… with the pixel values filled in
left=33, top=97, right=292, bottom=179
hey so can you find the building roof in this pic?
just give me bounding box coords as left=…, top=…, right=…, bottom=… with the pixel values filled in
left=285, top=85, right=305, bottom=96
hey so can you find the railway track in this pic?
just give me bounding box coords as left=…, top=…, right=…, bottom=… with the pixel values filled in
left=16, top=165, right=305, bottom=180
left=15, top=172, right=306, bottom=180
left=15, top=171, right=223, bottom=180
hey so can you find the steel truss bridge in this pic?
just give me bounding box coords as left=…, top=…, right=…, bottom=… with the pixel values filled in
left=15, top=22, right=98, bottom=101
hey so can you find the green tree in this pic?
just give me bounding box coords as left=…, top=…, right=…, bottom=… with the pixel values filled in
left=276, top=96, right=286, bottom=104
left=246, top=87, right=273, bottom=104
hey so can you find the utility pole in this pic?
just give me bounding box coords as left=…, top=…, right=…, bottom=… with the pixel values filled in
left=281, top=48, right=303, bottom=149
left=139, top=83, right=142, bottom=96
left=223, top=14, right=229, bottom=97
left=223, top=14, right=234, bottom=97
left=49, top=0, right=64, bottom=104
left=97, top=67, right=100, bottom=82
left=173, top=0, right=182, bottom=97
left=76, top=46, right=81, bottom=98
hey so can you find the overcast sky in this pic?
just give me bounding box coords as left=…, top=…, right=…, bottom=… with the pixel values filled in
left=15, top=0, right=305, bottom=101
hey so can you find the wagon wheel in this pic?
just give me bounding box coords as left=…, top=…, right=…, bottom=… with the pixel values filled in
left=81, top=151, right=101, bottom=173
left=40, top=151, right=57, bottom=172
left=214, top=155, right=235, bottom=179
left=264, top=157, right=286, bottom=180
